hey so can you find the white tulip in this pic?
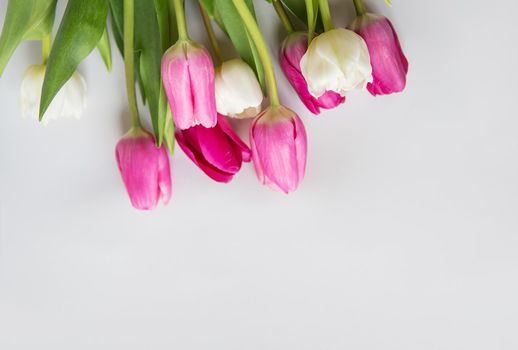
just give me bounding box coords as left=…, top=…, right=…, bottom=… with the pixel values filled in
left=20, top=64, right=87, bottom=125
left=300, top=28, right=373, bottom=98
left=215, top=58, right=263, bottom=119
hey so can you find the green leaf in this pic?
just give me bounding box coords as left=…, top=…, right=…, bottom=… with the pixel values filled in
left=163, top=108, right=176, bottom=155
left=109, top=0, right=167, bottom=142
left=272, top=0, right=323, bottom=33
left=281, top=0, right=306, bottom=24
left=97, top=27, right=112, bottom=71
left=199, top=0, right=225, bottom=35
left=154, top=0, right=171, bottom=52
left=134, top=0, right=163, bottom=141
left=40, top=0, right=108, bottom=120
left=109, top=0, right=145, bottom=105
left=214, top=0, right=265, bottom=89
left=154, top=0, right=174, bottom=147
left=0, top=0, right=57, bottom=75
left=108, top=0, right=124, bottom=55
left=199, top=0, right=215, bottom=17
left=157, top=87, right=168, bottom=147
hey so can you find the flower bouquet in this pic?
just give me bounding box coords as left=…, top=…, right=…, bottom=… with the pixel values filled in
left=0, top=0, right=408, bottom=210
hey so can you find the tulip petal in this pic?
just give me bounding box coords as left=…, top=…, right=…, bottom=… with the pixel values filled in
left=249, top=116, right=265, bottom=186
left=250, top=106, right=306, bottom=193
left=351, top=14, right=408, bottom=96
left=280, top=51, right=320, bottom=114
left=161, top=41, right=217, bottom=129
left=280, top=33, right=345, bottom=114
left=215, top=59, right=264, bottom=117
left=157, top=144, right=172, bottom=205
left=317, top=91, right=345, bottom=109
left=61, top=71, right=87, bottom=120
left=217, top=114, right=252, bottom=162
left=253, top=119, right=298, bottom=193
left=175, top=129, right=235, bottom=183
left=162, top=44, right=194, bottom=130
left=115, top=129, right=172, bottom=210
left=188, top=45, right=218, bottom=128
left=20, top=64, right=86, bottom=125
left=300, top=28, right=372, bottom=97
left=192, top=123, right=242, bottom=174
left=293, top=115, right=308, bottom=183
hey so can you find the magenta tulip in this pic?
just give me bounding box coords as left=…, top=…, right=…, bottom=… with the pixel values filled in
left=250, top=106, right=307, bottom=193
left=161, top=40, right=217, bottom=129
left=175, top=114, right=251, bottom=183
left=349, top=14, right=409, bottom=96
left=279, top=32, right=345, bottom=115
left=115, top=127, right=172, bottom=210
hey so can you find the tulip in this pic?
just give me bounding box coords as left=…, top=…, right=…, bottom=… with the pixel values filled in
left=280, top=32, right=344, bottom=115
left=250, top=106, right=307, bottom=193
left=349, top=13, right=408, bottom=96
left=20, top=64, right=86, bottom=125
left=215, top=58, right=264, bottom=119
left=115, top=127, right=172, bottom=210
left=300, top=28, right=372, bottom=98
left=175, top=114, right=251, bottom=183
left=161, top=40, right=217, bottom=130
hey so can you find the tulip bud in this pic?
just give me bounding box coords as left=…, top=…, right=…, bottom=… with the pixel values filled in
left=161, top=40, right=217, bottom=130
left=20, top=64, right=86, bottom=125
left=115, top=127, right=172, bottom=210
left=250, top=106, right=307, bottom=193
left=280, top=32, right=344, bottom=115
left=300, top=28, right=372, bottom=98
left=349, top=13, right=409, bottom=96
left=175, top=114, right=251, bottom=183
left=215, top=58, right=263, bottom=119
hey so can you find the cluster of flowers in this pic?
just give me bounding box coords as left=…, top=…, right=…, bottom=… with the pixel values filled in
left=11, top=0, right=408, bottom=210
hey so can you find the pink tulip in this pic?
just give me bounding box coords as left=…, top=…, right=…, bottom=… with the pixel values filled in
left=250, top=106, right=307, bottom=193
left=279, top=32, right=345, bottom=115
left=161, top=40, right=217, bottom=129
left=175, top=114, right=251, bottom=183
left=115, top=127, right=172, bottom=210
left=349, top=14, right=409, bottom=96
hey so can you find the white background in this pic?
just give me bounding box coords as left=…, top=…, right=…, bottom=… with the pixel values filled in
left=1, top=0, right=518, bottom=349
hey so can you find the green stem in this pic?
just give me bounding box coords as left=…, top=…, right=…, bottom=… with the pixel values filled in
left=352, top=0, right=366, bottom=15
left=272, top=0, right=294, bottom=34
left=168, top=0, right=177, bottom=41
left=198, top=1, right=223, bottom=64
left=172, top=0, right=189, bottom=40
left=232, top=0, right=280, bottom=106
left=124, top=0, right=141, bottom=128
left=318, top=0, right=334, bottom=31
left=41, top=34, right=51, bottom=65
left=305, top=0, right=317, bottom=44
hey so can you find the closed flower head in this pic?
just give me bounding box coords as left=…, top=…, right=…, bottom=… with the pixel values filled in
left=250, top=106, right=307, bottom=194
left=280, top=32, right=344, bottom=115
left=161, top=40, right=217, bottom=130
left=20, top=64, right=86, bottom=125
left=115, top=127, right=172, bottom=210
left=176, top=114, right=251, bottom=183
left=215, top=58, right=264, bottom=119
left=300, top=28, right=372, bottom=98
left=349, top=13, right=409, bottom=96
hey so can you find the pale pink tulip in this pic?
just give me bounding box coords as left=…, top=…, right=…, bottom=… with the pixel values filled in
left=115, top=127, right=172, bottom=210
left=161, top=40, right=217, bottom=129
left=175, top=114, right=251, bottom=183
left=250, top=106, right=307, bottom=193
left=280, top=32, right=344, bottom=115
left=349, top=14, right=408, bottom=96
